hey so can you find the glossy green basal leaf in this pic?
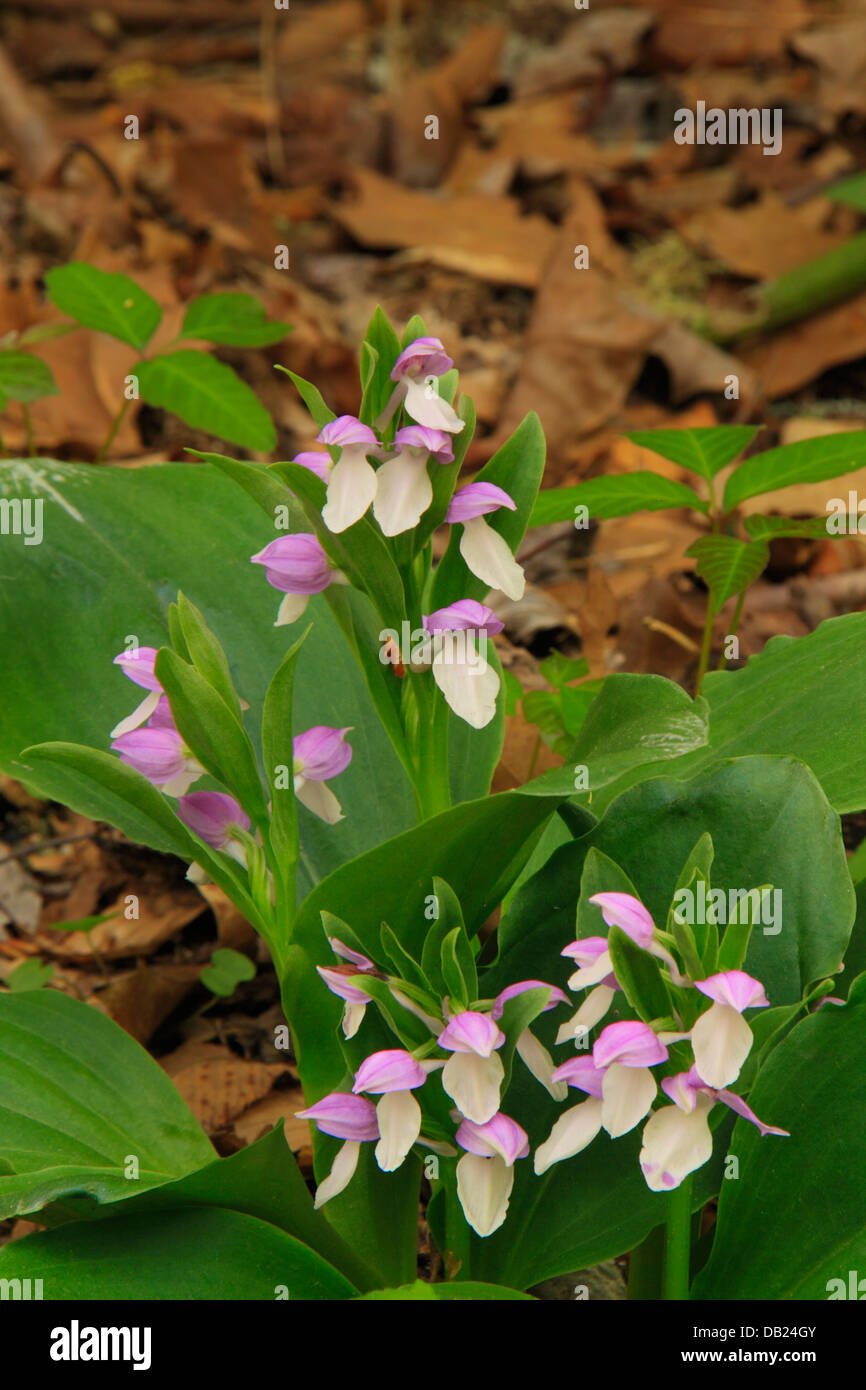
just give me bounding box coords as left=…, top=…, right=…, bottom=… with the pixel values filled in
left=723, top=430, right=866, bottom=510
left=180, top=292, right=291, bottom=347
left=44, top=263, right=162, bottom=351
left=692, top=975, right=866, bottom=1300
left=137, top=350, right=276, bottom=452
left=0, top=1207, right=355, bottom=1300
left=0, top=990, right=214, bottom=1221
left=356, top=1280, right=534, bottom=1300
left=0, top=459, right=416, bottom=892
left=530, top=472, right=707, bottom=527
left=525, top=673, right=709, bottom=797
left=591, top=613, right=866, bottom=816
left=626, top=425, right=758, bottom=481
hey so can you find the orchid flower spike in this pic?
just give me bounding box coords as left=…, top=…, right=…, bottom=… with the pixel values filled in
left=455, top=1112, right=529, bottom=1237
left=295, top=1093, right=379, bottom=1208
left=690, top=970, right=770, bottom=1089
left=293, top=725, right=353, bottom=824
left=421, top=600, right=504, bottom=730
left=177, top=792, right=251, bottom=866
left=372, top=425, right=453, bottom=537
left=250, top=533, right=346, bottom=627
left=640, top=1063, right=788, bottom=1192
left=438, top=1010, right=506, bottom=1124
left=588, top=891, right=688, bottom=986
left=446, top=483, right=525, bottom=602
left=379, top=337, right=466, bottom=435
left=352, top=1049, right=429, bottom=1172
left=317, top=937, right=379, bottom=1039
left=110, top=646, right=164, bottom=738
left=318, top=416, right=380, bottom=533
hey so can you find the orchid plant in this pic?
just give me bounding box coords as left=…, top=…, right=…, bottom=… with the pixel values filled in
left=0, top=309, right=861, bottom=1303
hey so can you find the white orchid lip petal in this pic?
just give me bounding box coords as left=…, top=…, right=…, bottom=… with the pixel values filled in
left=321, top=449, right=378, bottom=533
left=458, top=517, right=525, bottom=601
left=372, top=451, right=433, bottom=536
left=533, top=1098, right=604, bottom=1175
left=313, top=1139, right=361, bottom=1208
left=404, top=377, right=465, bottom=434
left=294, top=776, right=344, bottom=824
left=431, top=637, right=500, bottom=730
left=601, top=1063, right=658, bottom=1137
left=374, top=1091, right=422, bottom=1171
left=691, top=1002, right=754, bottom=1089
left=639, top=1096, right=714, bottom=1192
left=442, top=1051, right=504, bottom=1124
left=109, top=688, right=162, bottom=739
left=516, top=1029, right=568, bottom=1100
left=275, top=591, right=310, bottom=627
left=456, top=1153, right=514, bottom=1237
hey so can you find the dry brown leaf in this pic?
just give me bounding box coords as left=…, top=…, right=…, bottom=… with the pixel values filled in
left=645, top=0, right=809, bottom=66
left=650, top=320, right=757, bottom=408
left=165, top=1042, right=290, bottom=1134
left=515, top=8, right=654, bottom=98
left=40, top=886, right=205, bottom=960
left=740, top=292, right=866, bottom=398
left=0, top=854, right=41, bottom=932
left=233, top=1089, right=310, bottom=1150
left=195, top=882, right=257, bottom=952
left=333, top=167, right=556, bottom=288
left=92, top=963, right=201, bottom=1044
left=681, top=195, right=844, bottom=280
left=792, top=20, right=866, bottom=116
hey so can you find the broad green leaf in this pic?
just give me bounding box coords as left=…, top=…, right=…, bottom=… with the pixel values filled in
left=0, top=351, right=59, bottom=402
left=0, top=990, right=213, bottom=1220
left=743, top=513, right=833, bottom=541
left=261, top=628, right=308, bottom=874
left=44, top=263, right=161, bottom=351
left=530, top=472, right=707, bottom=527
left=723, top=431, right=866, bottom=510
left=188, top=447, right=298, bottom=524
left=692, top=975, right=866, bottom=1299
left=276, top=366, right=336, bottom=430
left=431, top=412, right=546, bottom=608
left=137, top=350, right=276, bottom=452
left=525, top=674, right=709, bottom=797
left=627, top=426, right=758, bottom=480
left=155, top=647, right=269, bottom=824
left=180, top=292, right=291, bottom=347
left=6, top=960, right=52, bottom=991
left=607, top=924, right=671, bottom=1023
left=412, top=393, right=477, bottom=554
left=0, top=459, right=417, bottom=894
left=826, top=172, right=866, bottom=212
left=539, top=652, right=589, bottom=688
left=0, top=1206, right=355, bottom=1299
left=358, top=305, right=401, bottom=427
left=686, top=535, right=769, bottom=611
left=176, top=590, right=243, bottom=719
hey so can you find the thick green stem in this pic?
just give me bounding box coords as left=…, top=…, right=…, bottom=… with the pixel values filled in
left=95, top=396, right=131, bottom=465
left=627, top=1223, right=665, bottom=1300
left=410, top=673, right=451, bottom=820
left=663, top=1176, right=693, bottom=1300
left=716, top=590, right=746, bottom=671
left=694, top=597, right=716, bottom=695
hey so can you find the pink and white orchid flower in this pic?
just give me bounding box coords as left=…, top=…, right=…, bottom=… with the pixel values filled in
left=316, top=937, right=379, bottom=1039
left=421, top=600, right=503, bottom=730
left=588, top=891, right=689, bottom=986
left=110, top=646, right=164, bottom=738
left=534, top=1057, right=607, bottom=1174
left=455, top=1112, right=529, bottom=1237
left=639, top=1063, right=788, bottom=1191
left=690, top=970, right=770, bottom=1088
left=492, top=980, right=570, bottom=1100
left=352, top=1048, right=429, bottom=1172
left=372, top=425, right=453, bottom=537
left=318, top=416, right=380, bottom=533
left=110, top=710, right=205, bottom=797
left=295, top=1092, right=379, bottom=1208
left=250, top=532, right=346, bottom=627
left=378, top=337, right=466, bottom=435
left=438, top=1010, right=506, bottom=1124
left=293, top=725, right=353, bottom=824
left=177, top=791, right=251, bottom=865
left=446, top=483, right=525, bottom=602
left=556, top=936, right=621, bottom=1045
left=593, top=1020, right=670, bottom=1138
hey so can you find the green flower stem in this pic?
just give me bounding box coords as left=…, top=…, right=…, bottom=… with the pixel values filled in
left=716, top=591, right=746, bottom=671
left=409, top=671, right=451, bottom=820
left=627, top=1223, right=665, bottom=1300
left=95, top=396, right=131, bottom=465
left=663, top=1175, right=693, bottom=1300
left=695, top=597, right=716, bottom=695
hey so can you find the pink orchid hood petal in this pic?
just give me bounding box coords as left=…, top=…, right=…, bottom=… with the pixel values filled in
left=146, top=696, right=177, bottom=731
left=455, top=1112, right=530, bottom=1165
left=593, top=1020, right=669, bottom=1069
left=588, top=892, right=655, bottom=948
left=391, top=337, right=453, bottom=381
left=316, top=966, right=372, bottom=1005
left=296, top=1092, right=379, bottom=1141
left=113, top=646, right=162, bottom=692
left=715, top=1088, right=790, bottom=1138
left=695, top=970, right=770, bottom=1013
left=352, top=1049, right=428, bottom=1094
left=446, top=482, right=516, bottom=524
left=177, top=792, right=250, bottom=848
left=438, top=1011, right=505, bottom=1056
left=393, top=425, right=454, bottom=464
left=491, top=980, right=569, bottom=1021
left=111, top=727, right=185, bottom=784
left=317, top=415, right=378, bottom=449
left=422, top=599, right=504, bottom=637
left=561, top=936, right=609, bottom=963
left=250, top=533, right=332, bottom=594
left=550, top=1056, right=607, bottom=1098
left=292, top=450, right=332, bottom=482
left=328, top=937, right=375, bottom=971
left=661, top=1071, right=701, bottom=1113
left=293, top=726, right=353, bottom=781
